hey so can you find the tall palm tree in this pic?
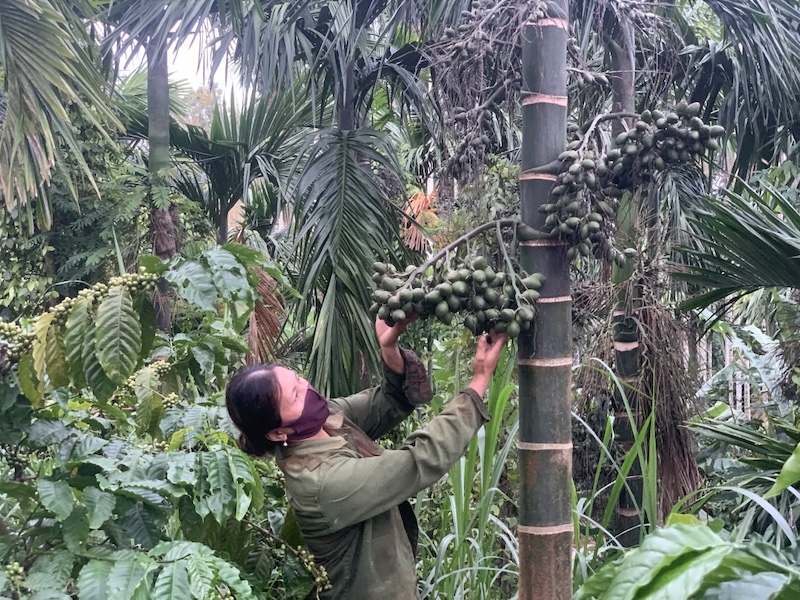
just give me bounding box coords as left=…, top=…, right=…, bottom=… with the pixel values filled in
left=215, top=0, right=431, bottom=395
left=96, top=0, right=270, bottom=329
left=517, top=2, right=573, bottom=597
left=170, top=85, right=314, bottom=243
left=565, top=0, right=800, bottom=538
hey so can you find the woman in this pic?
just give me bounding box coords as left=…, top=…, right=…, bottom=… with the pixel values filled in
left=226, top=317, right=508, bottom=599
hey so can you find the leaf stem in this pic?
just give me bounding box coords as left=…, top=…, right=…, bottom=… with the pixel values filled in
left=579, top=111, right=640, bottom=153
left=398, top=219, right=520, bottom=291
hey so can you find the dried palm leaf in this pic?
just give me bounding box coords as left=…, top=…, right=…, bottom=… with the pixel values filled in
left=246, top=267, right=285, bottom=365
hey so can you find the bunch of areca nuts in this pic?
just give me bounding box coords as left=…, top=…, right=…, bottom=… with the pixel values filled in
left=369, top=256, right=541, bottom=338
left=541, top=101, right=724, bottom=264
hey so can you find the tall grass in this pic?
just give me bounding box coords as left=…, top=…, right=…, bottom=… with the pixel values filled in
left=572, top=360, right=660, bottom=587
left=417, top=344, right=520, bottom=599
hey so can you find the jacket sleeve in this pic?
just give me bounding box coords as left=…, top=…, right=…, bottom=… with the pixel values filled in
left=317, top=388, right=490, bottom=534
left=328, top=348, right=433, bottom=440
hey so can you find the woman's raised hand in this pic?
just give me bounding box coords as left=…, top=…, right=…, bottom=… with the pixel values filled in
left=375, top=315, right=418, bottom=373
left=469, top=331, right=509, bottom=397
left=375, top=315, right=418, bottom=349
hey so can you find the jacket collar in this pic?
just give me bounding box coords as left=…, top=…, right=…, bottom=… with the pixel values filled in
left=276, top=411, right=348, bottom=459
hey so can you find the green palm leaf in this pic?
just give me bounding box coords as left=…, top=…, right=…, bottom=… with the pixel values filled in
left=0, top=0, right=118, bottom=228
left=677, top=183, right=800, bottom=310
left=170, top=84, right=313, bottom=241
left=290, top=127, right=409, bottom=396
left=683, top=0, right=800, bottom=176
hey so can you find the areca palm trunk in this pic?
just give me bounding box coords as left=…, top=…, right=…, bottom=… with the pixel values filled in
left=146, top=40, right=177, bottom=331
left=517, top=3, right=572, bottom=598
left=607, top=33, right=644, bottom=545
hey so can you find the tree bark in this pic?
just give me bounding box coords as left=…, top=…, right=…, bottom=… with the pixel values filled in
left=517, top=4, right=572, bottom=599
left=217, top=207, right=229, bottom=245
left=146, top=40, right=176, bottom=332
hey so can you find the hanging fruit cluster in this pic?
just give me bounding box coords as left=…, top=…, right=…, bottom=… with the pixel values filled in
left=540, top=101, right=724, bottom=264
left=0, top=321, right=34, bottom=364
left=369, top=256, right=541, bottom=338
left=48, top=269, right=160, bottom=328
left=435, top=0, right=536, bottom=180
left=605, top=101, right=724, bottom=185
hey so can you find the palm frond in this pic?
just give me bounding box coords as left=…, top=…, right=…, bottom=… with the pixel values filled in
left=113, top=67, right=189, bottom=134
left=101, top=0, right=255, bottom=56
left=170, top=84, right=314, bottom=238
left=289, top=127, right=408, bottom=396
left=0, top=0, right=119, bottom=228
left=246, top=267, right=286, bottom=365
left=676, top=183, right=800, bottom=311
left=219, top=0, right=316, bottom=94
left=682, top=0, right=800, bottom=175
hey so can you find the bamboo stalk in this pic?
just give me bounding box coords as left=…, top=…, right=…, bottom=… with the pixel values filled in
left=517, top=4, right=572, bottom=599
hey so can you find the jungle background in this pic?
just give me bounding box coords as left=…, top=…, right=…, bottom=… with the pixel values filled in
left=1, top=0, right=800, bottom=598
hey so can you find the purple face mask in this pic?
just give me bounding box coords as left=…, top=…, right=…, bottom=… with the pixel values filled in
left=285, top=386, right=330, bottom=442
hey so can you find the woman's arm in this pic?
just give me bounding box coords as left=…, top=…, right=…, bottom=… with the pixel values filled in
left=375, top=315, right=410, bottom=374
left=328, top=317, right=432, bottom=439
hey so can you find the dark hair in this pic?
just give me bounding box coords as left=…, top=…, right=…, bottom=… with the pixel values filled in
left=225, top=364, right=283, bottom=456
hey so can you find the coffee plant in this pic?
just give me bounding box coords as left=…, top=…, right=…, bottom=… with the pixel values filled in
left=0, top=243, right=322, bottom=599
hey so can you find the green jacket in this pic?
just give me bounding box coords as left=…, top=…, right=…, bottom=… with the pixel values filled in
left=275, top=350, right=491, bottom=599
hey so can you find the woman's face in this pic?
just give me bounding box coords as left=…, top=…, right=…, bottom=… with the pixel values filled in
left=273, top=366, right=310, bottom=426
